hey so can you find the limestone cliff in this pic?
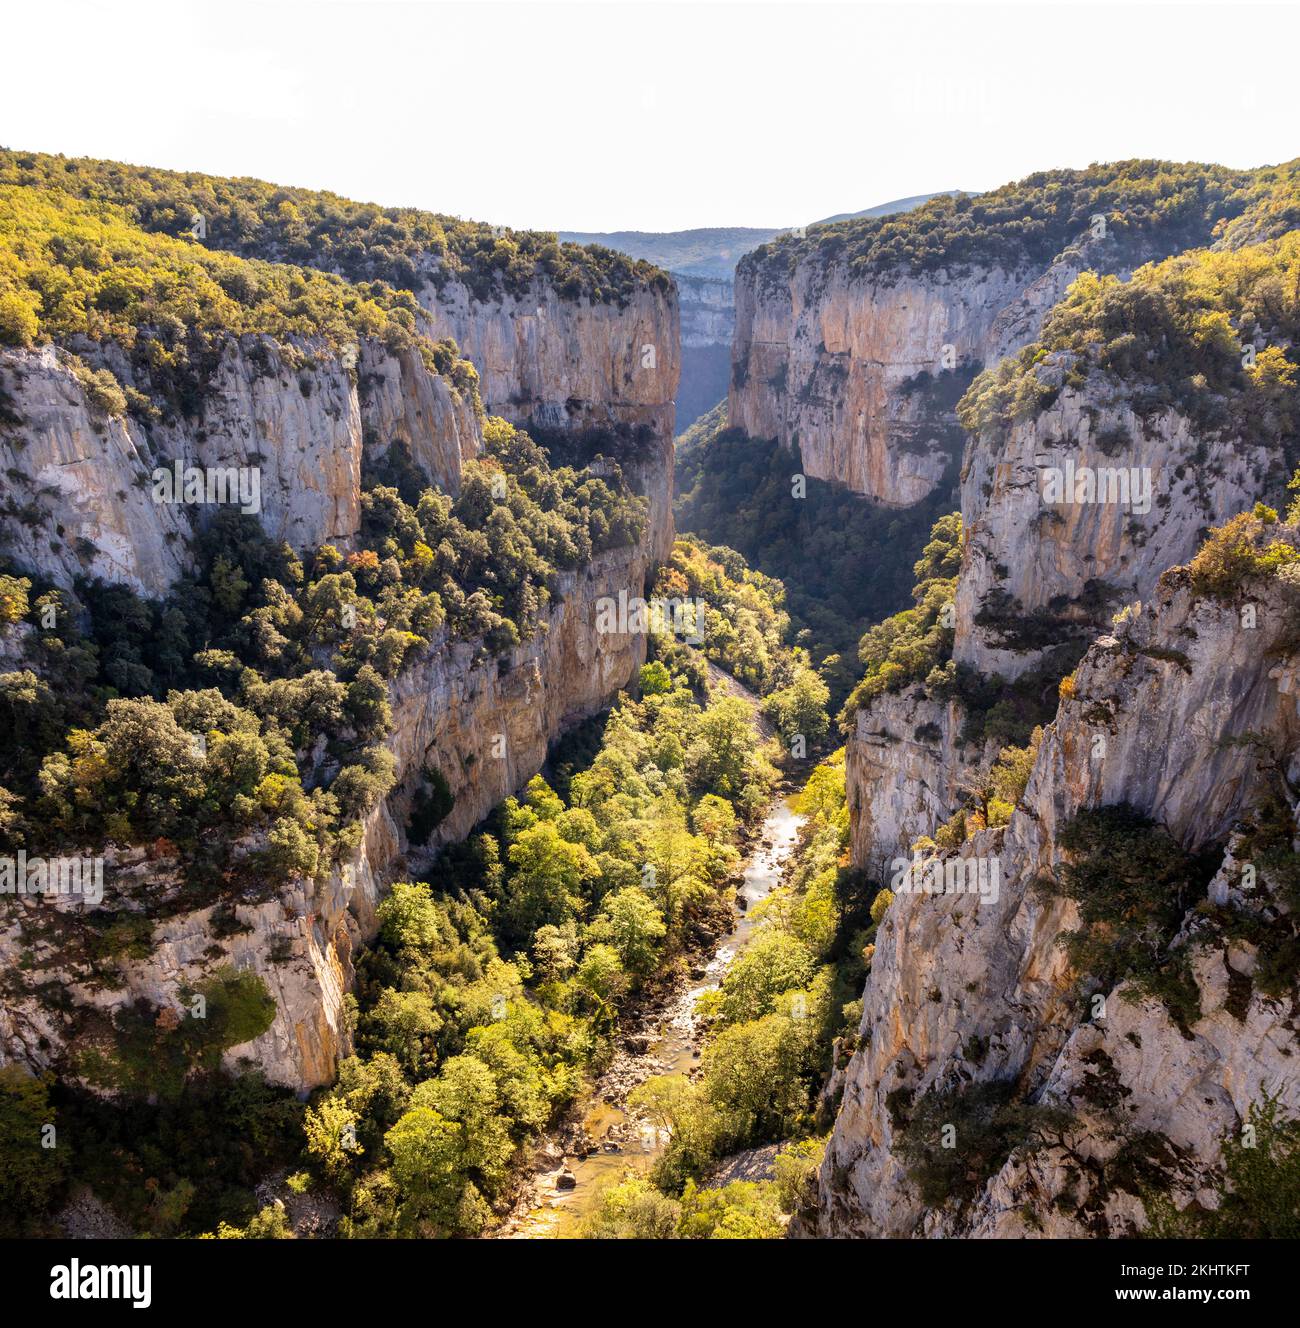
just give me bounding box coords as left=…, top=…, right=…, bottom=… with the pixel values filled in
left=418, top=277, right=678, bottom=559
left=0, top=237, right=678, bottom=1095
left=844, top=318, right=1292, bottom=873
left=954, top=372, right=1279, bottom=682
left=0, top=337, right=481, bottom=597
left=810, top=570, right=1300, bottom=1236
left=729, top=230, right=1160, bottom=506
left=0, top=542, right=651, bottom=1091
left=673, top=274, right=734, bottom=435
left=845, top=689, right=996, bottom=882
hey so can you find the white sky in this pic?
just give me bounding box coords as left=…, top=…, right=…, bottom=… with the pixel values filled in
left=4, top=0, right=1299, bottom=233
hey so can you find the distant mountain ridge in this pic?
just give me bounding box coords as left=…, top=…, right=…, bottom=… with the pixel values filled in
left=559, top=193, right=956, bottom=280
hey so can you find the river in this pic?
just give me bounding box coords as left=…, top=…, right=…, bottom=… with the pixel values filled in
left=496, top=714, right=805, bottom=1238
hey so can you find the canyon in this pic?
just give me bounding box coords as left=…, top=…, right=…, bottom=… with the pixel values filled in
left=3, top=151, right=1298, bottom=1244
left=726, top=162, right=1300, bottom=1236
left=0, top=206, right=679, bottom=1093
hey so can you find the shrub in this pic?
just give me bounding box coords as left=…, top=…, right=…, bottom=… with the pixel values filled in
left=895, top=1079, right=1073, bottom=1209
left=1145, top=1097, right=1300, bottom=1238
left=1036, top=805, right=1217, bottom=1023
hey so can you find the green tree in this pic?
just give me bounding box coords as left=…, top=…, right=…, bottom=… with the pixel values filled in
left=589, top=887, right=667, bottom=976
left=580, top=1176, right=681, bottom=1239
left=1145, top=1097, right=1300, bottom=1238
left=0, top=1067, right=63, bottom=1234
left=504, top=820, right=599, bottom=938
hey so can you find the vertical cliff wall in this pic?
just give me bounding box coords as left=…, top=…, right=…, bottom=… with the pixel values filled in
left=812, top=572, right=1300, bottom=1236
left=0, top=338, right=481, bottom=596
left=674, top=274, right=735, bottom=433
left=845, top=371, right=1280, bottom=874
left=418, top=277, right=679, bottom=560
left=0, top=208, right=681, bottom=1094
left=954, top=380, right=1277, bottom=682
left=727, top=227, right=1163, bottom=506
left=0, top=541, right=653, bottom=1090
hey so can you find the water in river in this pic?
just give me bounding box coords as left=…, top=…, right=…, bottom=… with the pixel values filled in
left=499, top=790, right=805, bottom=1237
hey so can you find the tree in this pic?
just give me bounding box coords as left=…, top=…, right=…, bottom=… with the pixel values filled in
left=638, top=660, right=673, bottom=695
left=0, top=1067, right=63, bottom=1234
left=304, top=1096, right=364, bottom=1183
left=264, top=815, right=320, bottom=882
left=717, top=931, right=816, bottom=1024
left=39, top=696, right=206, bottom=842
left=0, top=290, right=39, bottom=346
left=677, top=1178, right=783, bottom=1238
left=362, top=988, right=442, bottom=1077
left=384, top=1105, right=467, bottom=1232
left=580, top=1176, right=680, bottom=1239
left=345, top=664, right=392, bottom=741
left=0, top=574, right=31, bottom=624
left=504, top=820, right=598, bottom=939
left=686, top=696, right=757, bottom=797
left=532, top=921, right=579, bottom=982
left=574, top=943, right=627, bottom=1020
left=589, top=887, right=667, bottom=976
left=691, top=793, right=737, bottom=845
left=762, top=666, right=830, bottom=746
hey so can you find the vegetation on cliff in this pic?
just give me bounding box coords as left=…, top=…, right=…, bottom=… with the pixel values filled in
left=743, top=157, right=1300, bottom=288
left=958, top=231, right=1300, bottom=467
left=649, top=534, right=830, bottom=749
left=675, top=409, right=958, bottom=706
left=838, top=512, right=961, bottom=722
left=0, top=182, right=481, bottom=418
left=0, top=528, right=794, bottom=1236
left=0, top=419, right=644, bottom=891
left=0, top=149, right=671, bottom=307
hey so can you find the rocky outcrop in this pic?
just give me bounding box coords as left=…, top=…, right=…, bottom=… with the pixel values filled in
left=955, top=376, right=1277, bottom=681
left=0, top=806, right=397, bottom=1095
left=418, top=278, right=678, bottom=559
left=810, top=573, right=1300, bottom=1236
left=0, top=539, right=654, bottom=1091
left=0, top=248, right=679, bottom=1094
left=846, top=362, right=1282, bottom=873
left=0, top=338, right=481, bottom=596
left=385, top=544, right=651, bottom=850
left=845, top=690, right=993, bottom=878
left=729, top=232, right=1175, bottom=507
left=0, top=347, right=191, bottom=596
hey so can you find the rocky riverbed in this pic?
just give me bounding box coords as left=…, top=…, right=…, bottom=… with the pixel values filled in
left=495, top=782, right=806, bottom=1238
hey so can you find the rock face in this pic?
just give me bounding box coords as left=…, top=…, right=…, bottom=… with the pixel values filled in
left=678, top=274, right=734, bottom=350
left=418, top=278, right=678, bottom=560
left=845, top=366, right=1282, bottom=873
left=845, top=690, right=995, bottom=881
left=0, top=542, right=653, bottom=1091
left=809, top=576, right=1300, bottom=1236
left=0, top=338, right=481, bottom=596
left=954, top=377, right=1277, bottom=681
left=384, top=543, right=651, bottom=851
left=0, top=258, right=678, bottom=1093
left=729, top=232, right=1169, bottom=506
